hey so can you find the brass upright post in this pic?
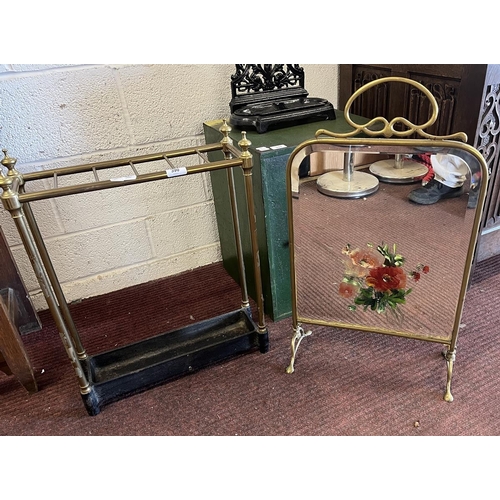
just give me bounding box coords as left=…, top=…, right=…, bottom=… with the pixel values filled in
left=238, top=132, right=267, bottom=341
left=220, top=120, right=250, bottom=311
left=21, top=199, right=86, bottom=358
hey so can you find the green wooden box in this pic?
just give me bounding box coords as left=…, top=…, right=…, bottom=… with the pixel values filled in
left=204, top=115, right=360, bottom=321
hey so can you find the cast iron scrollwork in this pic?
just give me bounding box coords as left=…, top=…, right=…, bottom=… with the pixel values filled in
left=477, top=84, right=500, bottom=171
left=229, top=64, right=335, bottom=133
left=231, top=64, right=305, bottom=97
left=476, top=83, right=500, bottom=228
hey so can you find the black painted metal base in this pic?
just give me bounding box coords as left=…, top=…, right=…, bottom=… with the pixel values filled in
left=80, top=308, right=268, bottom=416
left=230, top=100, right=336, bottom=133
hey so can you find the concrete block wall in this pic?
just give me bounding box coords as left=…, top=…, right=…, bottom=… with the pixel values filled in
left=0, top=64, right=339, bottom=311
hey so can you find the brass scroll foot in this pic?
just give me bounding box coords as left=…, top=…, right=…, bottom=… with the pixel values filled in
left=443, top=348, right=456, bottom=402
left=286, top=325, right=312, bottom=374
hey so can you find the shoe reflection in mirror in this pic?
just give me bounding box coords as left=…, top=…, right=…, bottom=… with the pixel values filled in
left=408, top=179, right=464, bottom=205
left=408, top=154, right=469, bottom=206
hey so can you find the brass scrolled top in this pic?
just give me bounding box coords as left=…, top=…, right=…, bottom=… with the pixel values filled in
left=316, top=77, right=468, bottom=142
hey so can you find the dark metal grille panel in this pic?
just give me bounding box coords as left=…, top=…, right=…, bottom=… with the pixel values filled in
left=475, top=83, right=500, bottom=229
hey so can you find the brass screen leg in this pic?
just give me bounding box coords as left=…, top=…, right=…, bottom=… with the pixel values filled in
left=286, top=324, right=312, bottom=374
left=444, top=348, right=456, bottom=402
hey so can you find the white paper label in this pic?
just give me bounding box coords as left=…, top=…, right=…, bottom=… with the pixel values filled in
left=110, top=174, right=137, bottom=182
left=256, top=146, right=270, bottom=152
left=270, top=144, right=287, bottom=150
left=166, top=167, right=188, bottom=177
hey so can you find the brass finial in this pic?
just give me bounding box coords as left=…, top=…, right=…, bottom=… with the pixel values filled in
left=238, top=131, right=252, bottom=169
left=220, top=119, right=233, bottom=148
left=1, top=149, right=19, bottom=175
left=238, top=131, right=252, bottom=153
left=220, top=119, right=232, bottom=136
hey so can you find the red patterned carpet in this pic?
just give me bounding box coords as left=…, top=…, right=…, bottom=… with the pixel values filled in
left=1, top=252, right=500, bottom=436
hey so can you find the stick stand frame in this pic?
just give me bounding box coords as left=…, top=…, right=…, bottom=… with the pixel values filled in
left=0, top=121, right=268, bottom=416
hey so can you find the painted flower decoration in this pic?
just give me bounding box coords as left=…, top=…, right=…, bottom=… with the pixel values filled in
left=366, top=265, right=407, bottom=292
left=339, top=243, right=428, bottom=315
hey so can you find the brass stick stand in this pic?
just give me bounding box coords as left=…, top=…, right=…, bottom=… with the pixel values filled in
left=0, top=122, right=269, bottom=415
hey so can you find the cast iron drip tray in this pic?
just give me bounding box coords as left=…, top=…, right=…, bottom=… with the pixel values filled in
left=233, top=97, right=331, bottom=116
left=80, top=308, right=267, bottom=415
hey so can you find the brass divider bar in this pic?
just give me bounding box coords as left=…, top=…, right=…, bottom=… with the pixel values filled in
left=129, top=161, right=139, bottom=176
left=195, top=149, right=210, bottom=163
left=162, top=155, right=176, bottom=169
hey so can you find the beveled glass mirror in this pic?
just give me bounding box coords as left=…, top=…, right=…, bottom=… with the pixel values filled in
left=285, top=77, right=488, bottom=402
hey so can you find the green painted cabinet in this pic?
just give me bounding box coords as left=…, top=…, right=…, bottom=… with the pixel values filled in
left=204, top=115, right=358, bottom=320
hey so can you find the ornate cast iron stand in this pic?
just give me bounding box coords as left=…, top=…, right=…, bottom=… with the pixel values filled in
left=285, top=77, right=488, bottom=402
left=229, top=64, right=335, bottom=133
left=0, top=121, right=269, bottom=416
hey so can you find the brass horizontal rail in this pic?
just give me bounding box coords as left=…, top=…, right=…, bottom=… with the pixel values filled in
left=297, top=316, right=453, bottom=345
left=22, top=143, right=225, bottom=181
left=225, top=143, right=243, bottom=158
left=19, top=157, right=243, bottom=203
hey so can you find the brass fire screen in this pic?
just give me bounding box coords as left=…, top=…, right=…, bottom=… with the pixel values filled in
left=284, top=77, right=489, bottom=402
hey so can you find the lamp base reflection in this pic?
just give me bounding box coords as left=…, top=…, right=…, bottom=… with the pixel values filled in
left=316, top=170, right=379, bottom=198
left=369, top=158, right=428, bottom=184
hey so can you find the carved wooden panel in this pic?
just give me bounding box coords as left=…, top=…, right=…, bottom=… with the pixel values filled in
left=350, top=66, right=391, bottom=118
left=406, top=73, right=460, bottom=138
left=342, top=65, right=461, bottom=137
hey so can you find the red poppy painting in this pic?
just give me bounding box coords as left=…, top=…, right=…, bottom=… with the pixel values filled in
left=339, top=243, right=429, bottom=316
